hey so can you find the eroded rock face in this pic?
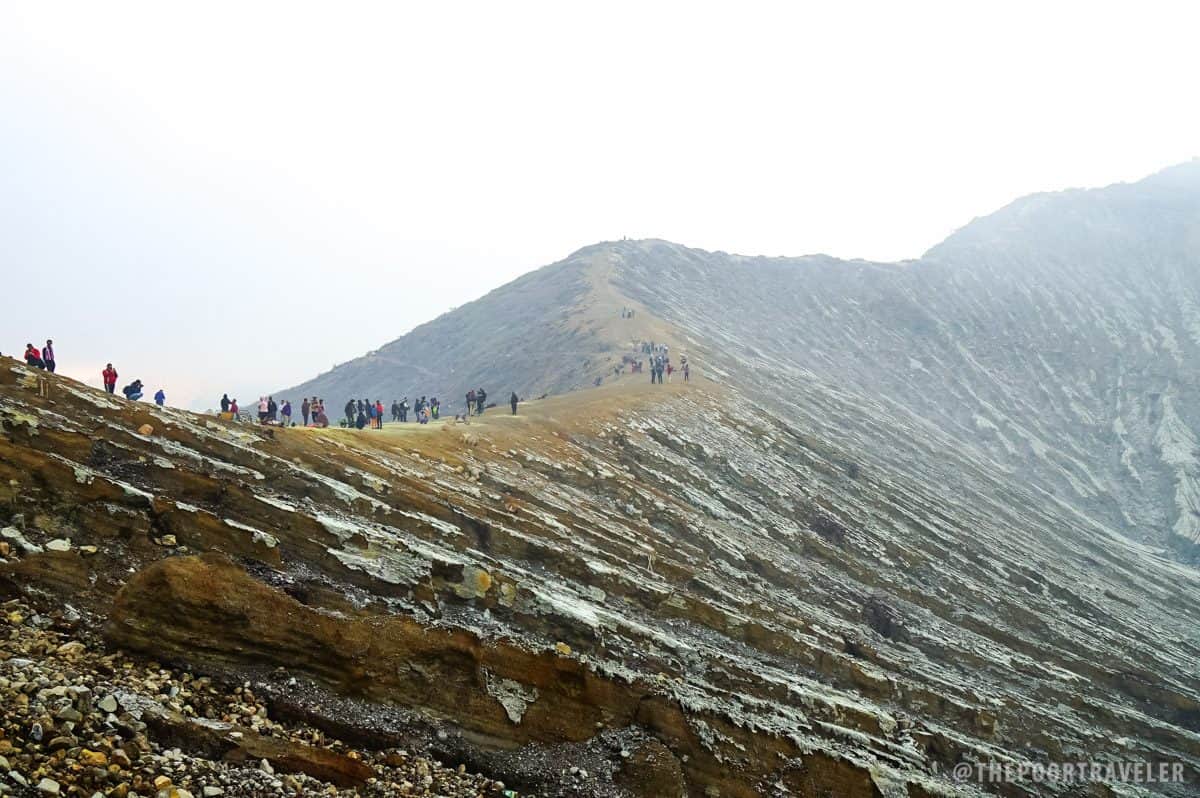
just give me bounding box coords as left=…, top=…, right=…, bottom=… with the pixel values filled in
left=2, top=332, right=1200, bottom=796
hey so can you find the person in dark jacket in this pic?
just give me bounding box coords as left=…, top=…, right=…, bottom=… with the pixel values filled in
left=355, top=405, right=367, bottom=429
left=475, top=388, right=487, bottom=415
left=510, top=391, right=519, bottom=415
left=281, top=399, right=292, bottom=426
left=154, top=388, right=166, bottom=406
left=399, top=397, right=409, bottom=422
left=466, top=389, right=476, bottom=417
left=345, top=399, right=356, bottom=427
left=267, top=396, right=277, bottom=423
left=301, top=398, right=311, bottom=426
left=220, top=394, right=231, bottom=413
left=41, top=340, right=55, bottom=373
left=122, top=380, right=144, bottom=401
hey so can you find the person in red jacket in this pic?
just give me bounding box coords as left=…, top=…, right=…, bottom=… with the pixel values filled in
left=24, top=344, right=45, bottom=369
left=102, top=363, right=118, bottom=393
left=374, top=400, right=385, bottom=429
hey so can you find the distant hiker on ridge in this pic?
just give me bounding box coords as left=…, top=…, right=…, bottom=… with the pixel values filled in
left=102, top=364, right=119, bottom=394
left=345, top=399, right=356, bottom=427
left=24, top=344, right=45, bottom=369
left=301, top=397, right=311, bottom=426
left=154, top=388, right=166, bottom=406
left=466, top=389, right=475, bottom=417
left=42, top=340, right=55, bottom=373
left=510, top=391, right=519, bottom=415
left=220, top=394, right=231, bottom=413
left=475, top=388, right=487, bottom=415
left=122, top=380, right=144, bottom=401
left=281, top=399, right=292, bottom=426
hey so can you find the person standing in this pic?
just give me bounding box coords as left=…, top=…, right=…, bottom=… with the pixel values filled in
left=41, top=340, right=55, bottom=373
left=301, top=397, right=311, bottom=426
left=510, top=391, right=519, bottom=415
left=466, top=389, right=476, bottom=417
left=257, top=397, right=269, bottom=424
left=220, top=394, right=231, bottom=413
left=154, top=388, right=166, bottom=406
left=476, top=388, right=487, bottom=415
left=230, top=398, right=239, bottom=418
left=281, top=399, right=292, bottom=426
left=399, top=397, right=409, bottom=422
left=267, top=396, right=278, bottom=424
left=102, top=363, right=119, bottom=394
left=375, top=399, right=385, bottom=428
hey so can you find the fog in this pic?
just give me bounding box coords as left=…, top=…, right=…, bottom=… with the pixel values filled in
left=2, top=1, right=1197, bottom=407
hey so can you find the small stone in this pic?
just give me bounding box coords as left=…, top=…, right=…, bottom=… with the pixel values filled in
left=8, top=773, right=27, bottom=788
left=30, top=722, right=44, bottom=741
left=158, top=535, right=177, bottom=547
left=55, top=704, right=84, bottom=722
left=36, top=779, right=60, bottom=796
left=555, top=641, right=572, bottom=656
left=259, top=759, right=273, bottom=775
left=98, top=695, right=119, bottom=713
left=45, top=539, right=72, bottom=552
left=47, top=735, right=77, bottom=752
left=57, top=641, right=86, bottom=658
left=138, top=424, right=155, bottom=436
left=109, top=784, right=129, bottom=798
left=201, top=788, right=223, bottom=797
left=80, top=750, right=109, bottom=767
left=153, top=776, right=172, bottom=791
left=80, top=546, right=98, bottom=556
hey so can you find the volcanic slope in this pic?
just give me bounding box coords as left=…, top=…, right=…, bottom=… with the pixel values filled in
left=284, top=162, right=1200, bottom=559
left=3, top=352, right=1200, bottom=796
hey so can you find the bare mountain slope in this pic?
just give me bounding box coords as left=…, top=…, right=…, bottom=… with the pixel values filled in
left=283, top=162, right=1200, bottom=556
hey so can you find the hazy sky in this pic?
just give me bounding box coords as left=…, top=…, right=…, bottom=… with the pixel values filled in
left=3, top=2, right=1198, bottom=408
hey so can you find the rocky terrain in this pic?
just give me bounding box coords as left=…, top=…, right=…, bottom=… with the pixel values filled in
left=5, top=163, right=1200, bottom=796
left=285, top=162, right=1200, bottom=559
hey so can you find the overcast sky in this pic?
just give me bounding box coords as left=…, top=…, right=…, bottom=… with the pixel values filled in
left=3, top=2, right=1198, bottom=408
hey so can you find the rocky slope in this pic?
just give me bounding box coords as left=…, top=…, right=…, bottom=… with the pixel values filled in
left=281, top=162, right=1200, bottom=560
left=3, top=352, right=1199, bottom=796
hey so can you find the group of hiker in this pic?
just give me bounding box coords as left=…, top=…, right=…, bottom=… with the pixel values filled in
left=611, top=341, right=688, bottom=384
left=22, top=341, right=56, bottom=373
left=329, top=387, right=519, bottom=429
left=11, top=329, right=669, bottom=432
left=217, top=394, right=329, bottom=427
left=343, top=398, right=387, bottom=429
